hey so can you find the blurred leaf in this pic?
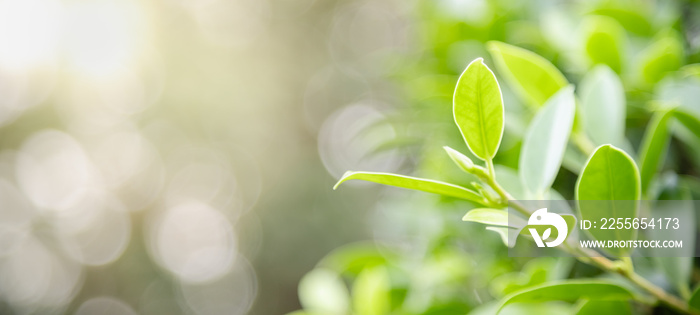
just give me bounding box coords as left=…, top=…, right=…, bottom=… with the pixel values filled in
left=472, top=300, right=574, bottom=315
left=581, top=16, right=626, bottom=73
left=576, top=145, right=639, bottom=255
left=318, top=242, right=393, bottom=276
left=519, top=86, right=575, bottom=196
left=495, top=165, right=525, bottom=199
left=673, top=109, right=700, bottom=137
left=487, top=41, right=568, bottom=107
left=453, top=58, right=504, bottom=160
left=575, top=300, right=631, bottom=315
left=353, top=266, right=390, bottom=315
left=639, top=36, right=683, bottom=84
left=298, top=269, right=350, bottom=315
left=496, top=280, right=634, bottom=314
left=490, top=258, right=560, bottom=298
left=651, top=184, right=694, bottom=297
left=690, top=285, right=700, bottom=310
left=579, top=65, right=626, bottom=147
left=638, top=109, right=674, bottom=196
left=592, top=8, right=651, bottom=36
left=334, top=171, right=484, bottom=204
left=443, top=146, right=475, bottom=173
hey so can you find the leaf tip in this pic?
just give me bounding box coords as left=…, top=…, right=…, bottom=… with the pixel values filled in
left=333, top=171, right=355, bottom=190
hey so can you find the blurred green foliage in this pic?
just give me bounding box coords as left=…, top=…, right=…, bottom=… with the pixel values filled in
left=292, top=0, right=700, bottom=314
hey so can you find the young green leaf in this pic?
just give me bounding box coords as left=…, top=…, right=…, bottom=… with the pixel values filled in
left=334, top=171, right=484, bottom=203
left=638, top=110, right=674, bottom=196
left=579, top=66, right=626, bottom=147
left=581, top=16, right=626, bottom=73
left=298, top=269, right=350, bottom=315
left=496, top=280, right=634, bottom=314
left=576, top=145, right=640, bottom=255
left=453, top=58, right=504, bottom=160
left=443, top=146, right=476, bottom=173
left=353, top=266, right=390, bottom=315
left=487, top=41, right=568, bottom=107
left=520, top=86, right=575, bottom=196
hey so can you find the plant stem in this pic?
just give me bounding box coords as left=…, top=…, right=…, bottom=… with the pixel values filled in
left=573, top=131, right=596, bottom=156
left=480, top=175, right=698, bottom=314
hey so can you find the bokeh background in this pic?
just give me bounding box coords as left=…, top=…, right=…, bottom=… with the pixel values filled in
left=0, top=0, right=411, bottom=314
left=3, top=0, right=700, bottom=314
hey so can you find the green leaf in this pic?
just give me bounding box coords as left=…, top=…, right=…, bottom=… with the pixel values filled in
left=581, top=16, right=626, bottom=73
left=638, top=110, right=674, bottom=196
left=487, top=41, right=568, bottom=107
left=520, top=86, right=575, bottom=196
left=579, top=66, right=626, bottom=147
left=353, top=266, right=390, bottom=315
left=298, top=269, right=350, bottom=315
left=496, top=280, right=634, bottom=314
left=443, top=146, right=475, bottom=173
left=453, top=57, right=504, bottom=160
left=576, top=300, right=631, bottom=315
left=463, top=208, right=526, bottom=227
left=576, top=145, right=640, bottom=255
left=334, top=171, right=484, bottom=203
left=639, top=35, right=684, bottom=84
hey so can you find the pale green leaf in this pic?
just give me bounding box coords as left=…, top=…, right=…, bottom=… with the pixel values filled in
left=487, top=41, right=568, bottom=107
left=298, top=269, right=349, bottom=315
left=576, top=145, right=640, bottom=255
left=453, top=57, right=504, bottom=160
left=463, top=208, right=526, bottom=227
left=520, top=86, right=575, bottom=196
left=497, top=280, right=634, bottom=314
left=579, top=66, right=626, bottom=147
left=353, top=266, right=390, bottom=315
left=443, top=146, right=475, bottom=173
left=639, top=110, right=674, bottom=196
left=581, top=16, right=626, bottom=73
left=334, top=171, right=484, bottom=203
